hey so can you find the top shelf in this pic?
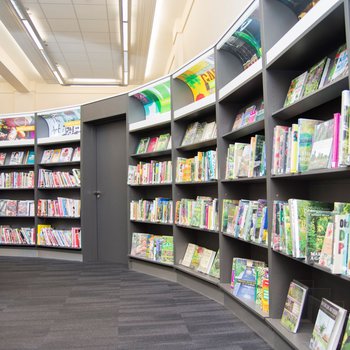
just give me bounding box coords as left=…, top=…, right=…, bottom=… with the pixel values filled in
left=0, top=139, right=34, bottom=148
left=129, top=112, right=171, bottom=133
left=174, top=95, right=216, bottom=121
left=37, top=134, right=80, bottom=145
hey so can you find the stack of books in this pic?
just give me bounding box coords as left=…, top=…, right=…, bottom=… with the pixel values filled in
left=181, top=121, right=217, bottom=146
left=127, top=160, right=172, bottom=185
left=176, top=150, right=217, bottom=182
left=225, top=135, right=266, bottom=179
left=0, top=171, right=34, bottom=188
left=37, top=198, right=81, bottom=218
left=231, top=98, right=264, bottom=131
left=222, top=199, right=268, bottom=245
left=0, top=150, right=35, bottom=166
left=37, top=225, right=81, bottom=248
left=179, top=243, right=220, bottom=278
left=38, top=169, right=80, bottom=188
left=130, top=198, right=173, bottom=224
left=135, top=133, right=171, bottom=154
left=41, top=147, right=80, bottom=163
left=0, top=226, right=35, bottom=245
left=0, top=199, right=34, bottom=217
left=175, top=197, right=218, bottom=231
left=130, top=232, right=174, bottom=265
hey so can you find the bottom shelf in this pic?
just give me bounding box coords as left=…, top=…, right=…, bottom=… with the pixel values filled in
left=0, top=243, right=35, bottom=248
left=220, top=283, right=269, bottom=319
left=128, top=254, right=173, bottom=267
left=37, top=244, right=81, bottom=251
left=175, top=264, right=219, bottom=285
left=266, top=318, right=313, bottom=350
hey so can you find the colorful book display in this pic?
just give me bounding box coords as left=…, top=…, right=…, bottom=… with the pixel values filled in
left=130, top=232, right=174, bottom=265
left=0, top=226, right=35, bottom=245
left=127, top=161, right=172, bottom=185
left=1, top=150, right=35, bottom=166
left=221, top=199, right=268, bottom=245
left=38, top=169, right=80, bottom=188
left=41, top=147, right=80, bottom=163
left=180, top=243, right=218, bottom=277
left=231, top=98, right=264, bottom=131
left=175, top=197, right=218, bottom=231
left=135, top=133, right=171, bottom=154
left=0, top=114, right=35, bottom=142
left=181, top=121, right=217, bottom=146
left=130, top=198, right=173, bottom=224
left=37, top=198, right=81, bottom=218
left=0, top=199, right=34, bottom=217
left=225, top=135, right=266, bottom=179
left=176, top=150, right=217, bottom=182
left=0, top=171, right=34, bottom=189
left=37, top=225, right=81, bottom=248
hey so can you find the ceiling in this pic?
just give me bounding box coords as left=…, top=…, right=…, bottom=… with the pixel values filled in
left=0, top=0, right=185, bottom=89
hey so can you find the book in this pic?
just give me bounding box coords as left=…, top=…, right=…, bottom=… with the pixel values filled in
left=0, top=153, right=6, bottom=165
left=339, top=90, right=350, bottom=166
left=197, top=248, right=216, bottom=274
left=146, top=137, right=158, bottom=153
left=332, top=113, right=341, bottom=168
left=303, top=57, right=328, bottom=97
left=9, top=151, right=24, bottom=165
left=136, top=137, right=150, bottom=154
left=327, top=44, right=348, bottom=84
left=280, top=280, right=308, bottom=333
left=59, top=148, right=73, bottom=162
left=309, top=298, right=347, bottom=350
left=332, top=214, right=350, bottom=274
left=25, top=150, right=35, bottom=165
left=308, top=119, right=334, bottom=170
left=209, top=250, right=220, bottom=278
left=51, top=149, right=61, bottom=163
left=297, top=118, right=321, bottom=172
left=341, top=317, right=350, bottom=350
left=182, top=122, right=199, bottom=146
left=41, top=149, right=54, bottom=164
left=190, top=246, right=204, bottom=270
left=155, top=133, right=170, bottom=151
left=72, top=147, right=80, bottom=162
left=318, top=222, right=334, bottom=269
left=180, top=243, right=197, bottom=267
left=284, top=71, right=308, bottom=107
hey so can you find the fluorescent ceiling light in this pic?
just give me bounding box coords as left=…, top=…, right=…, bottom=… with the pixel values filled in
left=53, top=71, right=64, bottom=85
left=122, top=22, right=128, bottom=51
left=122, top=0, right=128, bottom=22
left=123, top=51, right=128, bottom=68
left=70, top=78, right=120, bottom=84
left=22, top=20, right=43, bottom=50
left=40, top=50, right=55, bottom=71
left=10, top=0, right=25, bottom=20
left=124, top=71, right=128, bottom=85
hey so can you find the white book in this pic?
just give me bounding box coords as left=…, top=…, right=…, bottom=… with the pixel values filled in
left=181, top=243, right=197, bottom=267
left=197, top=248, right=216, bottom=274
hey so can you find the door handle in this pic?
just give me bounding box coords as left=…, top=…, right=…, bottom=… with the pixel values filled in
left=93, top=191, right=101, bottom=198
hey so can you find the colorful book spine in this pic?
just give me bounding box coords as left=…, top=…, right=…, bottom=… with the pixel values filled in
left=332, top=113, right=341, bottom=168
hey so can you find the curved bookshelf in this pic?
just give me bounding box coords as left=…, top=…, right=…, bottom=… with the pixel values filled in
left=221, top=176, right=266, bottom=183
left=128, top=254, right=173, bottom=267
left=176, top=138, right=217, bottom=152
left=129, top=219, right=173, bottom=226
left=130, top=149, right=171, bottom=159
left=39, top=161, right=80, bottom=168
left=176, top=224, right=219, bottom=234
left=175, top=264, right=219, bottom=285
left=222, top=119, right=264, bottom=141
left=271, top=167, right=350, bottom=181
left=222, top=232, right=267, bottom=249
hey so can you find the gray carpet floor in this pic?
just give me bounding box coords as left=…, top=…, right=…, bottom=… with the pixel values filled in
left=0, top=257, right=272, bottom=350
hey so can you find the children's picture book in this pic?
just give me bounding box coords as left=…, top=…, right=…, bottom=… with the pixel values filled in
left=332, top=214, right=350, bottom=274
left=280, top=280, right=308, bottom=333
left=136, top=137, right=150, bottom=154
left=284, top=71, right=308, bottom=107
left=25, top=150, right=35, bottom=165
left=328, top=44, right=348, bottom=84
left=156, top=133, right=170, bottom=151
left=9, top=151, right=24, bottom=165
left=181, top=243, right=197, bottom=267
left=190, top=246, right=204, bottom=270
left=51, top=149, right=61, bottom=163
left=303, top=57, right=328, bottom=97
left=0, top=153, right=6, bottom=165
left=308, top=119, right=334, bottom=170
left=59, top=148, right=73, bottom=162
left=146, top=137, right=158, bottom=153
left=309, top=298, right=347, bottom=350
left=197, top=248, right=216, bottom=274
left=209, top=250, right=220, bottom=278
left=72, top=147, right=80, bottom=162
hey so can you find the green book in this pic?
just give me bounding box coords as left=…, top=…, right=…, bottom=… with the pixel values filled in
left=160, top=236, right=174, bottom=264
left=209, top=250, right=220, bottom=279
left=190, top=246, right=203, bottom=270
left=303, top=57, right=328, bottom=97
left=156, top=133, right=170, bottom=151
left=136, top=137, right=150, bottom=154
left=297, top=118, right=321, bottom=172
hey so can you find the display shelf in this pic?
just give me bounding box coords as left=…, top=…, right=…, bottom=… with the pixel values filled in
left=176, top=138, right=217, bottom=152
left=0, top=164, right=34, bottom=169
left=129, top=219, right=173, bottom=226
left=39, top=161, right=80, bottom=168
left=37, top=244, right=81, bottom=251
left=37, top=216, right=80, bottom=219
left=218, top=61, right=263, bottom=102
left=221, top=176, right=266, bottom=183
left=0, top=140, right=34, bottom=148
left=271, top=167, right=350, bottom=181
left=128, top=254, right=173, bottom=267
left=222, top=119, right=265, bottom=141
left=221, top=232, right=268, bottom=250
left=0, top=216, right=34, bottom=218
left=37, top=135, right=80, bottom=145
left=0, top=188, right=34, bottom=191
left=176, top=223, right=219, bottom=234
left=130, top=149, right=171, bottom=160
left=37, top=186, right=80, bottom=190
left=271, top=76, right=348, bottom=120
left=128, top=183, right=172, bottom=187
left=266, top=318, right=313, bottom=350
left=266, top=0, right=342, bottom=68
left=174, top=95, right=216, bottom=120
left=220, top=283, right=269, bottom=319
left=129, top=113, right=171, bottom=133
left=0, top=243, right=36, bottom=248
left=175, top=264, right=219, bottom=285
left=175, top=180, right=218, bottom=186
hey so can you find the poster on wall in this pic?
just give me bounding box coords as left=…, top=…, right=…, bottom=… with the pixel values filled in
left=39, top=107, right=80, bottom=138
left=0, top=114, right=35, bottom=142
left=220, top=1, right=261, bottom=70
left=133, top=79, right=171, bottom=119
left=176, top=53, right=216, bottom=102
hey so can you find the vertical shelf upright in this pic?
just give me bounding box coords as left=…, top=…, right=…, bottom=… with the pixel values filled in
left=127, top=77, right=175, bottom=273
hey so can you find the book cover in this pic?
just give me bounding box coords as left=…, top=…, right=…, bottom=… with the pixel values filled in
left=297, top=118, right=321, bottom=173
left=182, top=122, right=199, bottom=146
left=72, top=147, right=80, bottom=162
left=280, top=280, right=308, bottom=333
left=318, top=222, right=334, bottom=269
left=41, top=150, right=54, bottom=164
left=190, top=246, right=204, bottom=270
left=193, top=122, right=206, bottom=144
left=233, top=143, right=248, bottom=179
left=197, top=248, right=216, bottom=274
left=9, top=151, right=24, bottom=165
left=146, top=137, right=158, bottom=153
left=59, top=147, right=73, bottom=162
left=232, top=109, right=244, bottom=131
left=130, top=232, right=149, bottom=257
left=237, top=144, right=251, bottom=177
left=51, top=149, right=61, bottom=163
left=202, top=121, right=216, bottom=141
left=136, top=137, right=150, bottom=154
left=332, top=214, right=350, bottom=274
left=155, top=133, right=170, bottom=151
left=160, top=236, right=174, bottom=264
left=328, top=44, right=348, bottom=83
left=284, top=71, right=308, bottom=107
left=310, top=298, right=347, bottom=350
left=306, top=210, right=333, bottom=265
left=0, top=153, right=6, bottom=165
left=339, top=90, right=350, bottom=166
left=308, top=119, right=334, bottom=170
left=209, top=250, right=220, bottom=278
left=341, top=317, right=350, bottom=350
left=26, top=151, right=35, bottom=165
left=261, top=268, right=269, bottom=313
left=181, top=243, right=197, bottom=267
left=332, top=113, right=341, bottom=168
left=303, top=57, right=327, bottom=97
left=253, top=134, right=265, bottom=177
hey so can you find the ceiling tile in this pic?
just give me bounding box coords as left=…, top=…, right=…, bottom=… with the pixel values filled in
left=26, top=4, right=46, bottom=19
left=85, top=43, right=111, bottom=53
left=79, top=19, right=108, bottom=32
left=108, top=20, right=120, bottom=33
left=54, top=32, right=83, bottom=43
left=38, top=0, right=72, bottom=4
left=48, top=19, right=80, bottom=32
left=63, top=52, right=88, bottom=62
left=74, top=5, right=108, bottom=19
left=40, top=4, right=76, bottom=19
left=107, top=5, right=118, bottom=19
left=72, top=0, right=106, bottom=4
left=82, top=32, right=110, bottom=44
left=58, top=42, right=86, bottom=52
